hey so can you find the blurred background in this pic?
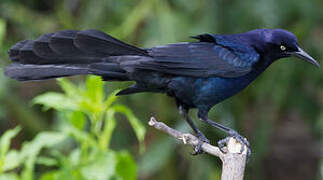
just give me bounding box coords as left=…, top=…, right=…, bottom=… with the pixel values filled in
left=0, top=0, right=323, bottom=179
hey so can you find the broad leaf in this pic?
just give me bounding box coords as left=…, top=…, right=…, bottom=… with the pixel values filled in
left=0, top=126, right=21, bottom=173
left=81, top=151, right=117, bottom=180
left=104, top=90, right=120, bottom=109
left=20, top=132, right=67, bottom=180
left=0, top=18, right=6, bottom=48
left=85, top=76, right=104, bottom=105
left=0, top=173, right=19, bottom=180
left=62, top=126, right=97, bottom=148
left=2, top=150, right=21, bottom=172
left=57, top=78, right=81, bottom=99
left=69, top=111, right=86, bottom=130
left=33, top=92, right=78, bottom=111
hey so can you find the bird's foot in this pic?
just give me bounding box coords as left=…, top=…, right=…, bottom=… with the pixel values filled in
left=218, top=130, right=251, bottom=158
left=191, top=134, right=210, bottom=155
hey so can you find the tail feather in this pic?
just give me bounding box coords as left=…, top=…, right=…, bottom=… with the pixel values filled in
left=5, top=63, right=90, bottom=81
left=33, top=33, right=57, bottom=58
left=49, top=30, right=88, bottom=56
left=19, top=41, right=44, bottom=64
left=74, top=30, right=148, bottom=56
left=8, top=40, right=30, bottom=62
left=5, top=29, right=148, bottom=81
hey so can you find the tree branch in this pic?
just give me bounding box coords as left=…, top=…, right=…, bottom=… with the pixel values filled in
left=149, top=117, right=247, bottom=180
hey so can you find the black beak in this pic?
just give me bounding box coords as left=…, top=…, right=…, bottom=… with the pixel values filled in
left=289, top=46, right=320, bottom=68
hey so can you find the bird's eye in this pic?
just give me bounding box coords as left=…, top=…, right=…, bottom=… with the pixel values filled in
left=280, top=45, right=286, bottom=51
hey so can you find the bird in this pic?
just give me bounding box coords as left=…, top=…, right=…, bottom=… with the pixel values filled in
left=4, top=29, right=319, bottom=157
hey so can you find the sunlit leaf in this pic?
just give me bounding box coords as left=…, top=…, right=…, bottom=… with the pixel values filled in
left=79, top=99, right=103, bottom=115
left=69, top=111, right=86, bottom=130
left=2, top=150, right=21, bottom=172
left=81, top=151, right=117, bottom=180
left=0, top=126, right=21, bottom=158
left=20, top=132, right=67, bottom=180
left=85, top=76, right=104, bottom=105
left=0, top=126, right=21, bottom=173
left=0, top=173, right=19, bottom=180
left=57, top=78, right=81, bottom=99
left=0, top=18, right=6, bottom=48
left=32, top=92, right=78, bottom=111
left=40, top=170, right=84, bottom=180
left=104, top=90, right=121, bottom=110
left=36, top=156, right=58, bottom=167
left=40, top=171, right=57, bottom=180
left=68, top=149, right=82, bottom=167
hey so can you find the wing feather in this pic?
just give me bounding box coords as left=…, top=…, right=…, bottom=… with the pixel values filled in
left=134, top=42, right=259, bottom=78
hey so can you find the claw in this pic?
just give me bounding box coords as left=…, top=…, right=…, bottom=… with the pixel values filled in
left=217, top=130, right=251, bottom=159
left=192, top=141, right=204, bottom=155
left=217, top=137, right=230, bottom=153
left=191, top=135, right=210, bottom=155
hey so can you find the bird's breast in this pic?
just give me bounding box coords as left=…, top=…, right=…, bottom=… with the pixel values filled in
left=168, top=67, right=266, bottom=109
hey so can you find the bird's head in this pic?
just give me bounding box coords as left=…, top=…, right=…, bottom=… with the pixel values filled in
left=247, top=29, right=319, bottom=67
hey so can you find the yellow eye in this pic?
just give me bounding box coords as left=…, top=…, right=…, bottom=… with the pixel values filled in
left=280, top=45, right=286, bottom=51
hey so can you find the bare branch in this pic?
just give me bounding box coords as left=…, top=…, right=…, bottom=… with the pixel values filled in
left=149, top=116, right=247, bottom=180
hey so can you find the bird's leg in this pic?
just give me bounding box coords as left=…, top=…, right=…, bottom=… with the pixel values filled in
left=179, top=106, right=210, bottom=155
left=198, top=111, right=251, bottom=158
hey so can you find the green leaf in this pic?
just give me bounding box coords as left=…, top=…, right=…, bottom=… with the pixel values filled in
left=81, top=151, right=117, bottom=180
left=0, top=127, right=21, bottom=158
left=36, top=156, right=58, bottom=167
left=115, top=151, right=137, bottom=180
left=68, top=149, right=82, bottom=167
left=20, top=132, right=67, bottom=180
left=85, top=76, right=104, bottom=104
left=104, top=90, right=121, bottom=110
left=69, top=111, right=86, bottom=130
left=2, top=150, right=21, bottom=172
left=0, top=18, right=6, bottom=48
left=32, top=92, right=78, bottom=111
left=62, top=126, right=97, bottom=148
left=0, top=173, right=19, bottom=180
left=56, top=78, right=81, bottom=99
left=40, top=169, right=84, bottom=180
left=0, top=126, right=21, bottom=173
left=113, top=105, right=146, bottom=152
left=39, top=171, right=57, bottom=180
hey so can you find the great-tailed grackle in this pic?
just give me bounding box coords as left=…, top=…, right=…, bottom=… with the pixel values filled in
left=4, top=29, right=319, bottom=156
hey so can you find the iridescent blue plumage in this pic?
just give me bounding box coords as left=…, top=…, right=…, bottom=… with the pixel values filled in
left=208, top=34, right=260, bottom=67
left=5, top=28, right=319, bottom=156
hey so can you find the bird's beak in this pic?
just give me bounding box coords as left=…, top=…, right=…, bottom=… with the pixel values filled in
left=289, top=46, right=320, bottom=68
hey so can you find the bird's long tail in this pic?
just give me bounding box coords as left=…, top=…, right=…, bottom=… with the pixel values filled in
left=5, top=30, right=148, bottom=81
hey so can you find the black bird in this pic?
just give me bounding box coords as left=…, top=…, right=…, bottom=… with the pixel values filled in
left=4, top=29, right=319, bottom=156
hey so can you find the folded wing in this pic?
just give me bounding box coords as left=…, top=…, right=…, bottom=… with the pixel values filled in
left=132, top=40, right=260, bottom=78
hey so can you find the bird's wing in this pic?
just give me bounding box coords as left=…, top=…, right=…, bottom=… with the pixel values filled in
left=132, top=35, right=260, bottom=78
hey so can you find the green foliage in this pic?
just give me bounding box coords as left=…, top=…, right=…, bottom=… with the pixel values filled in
left=0, top=76, right=145, bottom=180
left=0, top=126, right=21, bottom=173
left=0, top=18, right=5, bottom=49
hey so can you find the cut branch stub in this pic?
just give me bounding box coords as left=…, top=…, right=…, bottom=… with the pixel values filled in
left=148, top=116, right=247, bottom=180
